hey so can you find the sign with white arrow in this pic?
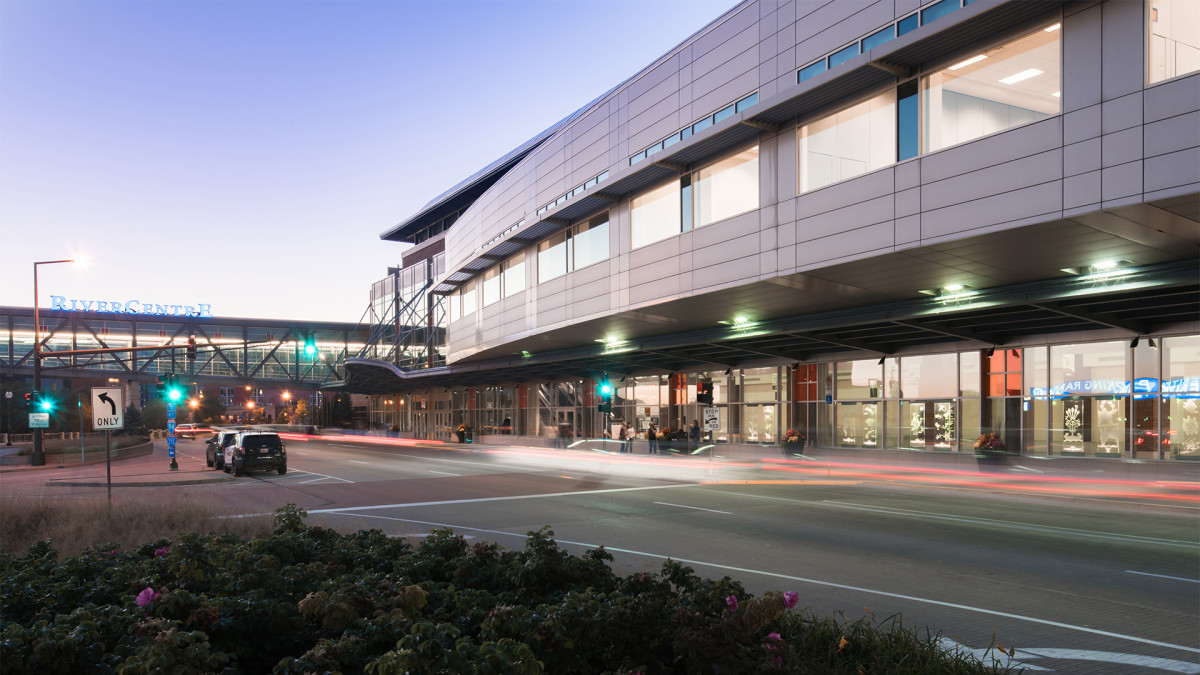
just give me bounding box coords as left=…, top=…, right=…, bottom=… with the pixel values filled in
left=91, top=387, right=124, bottom=431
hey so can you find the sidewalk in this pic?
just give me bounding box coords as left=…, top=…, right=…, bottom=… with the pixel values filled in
left=0, top=440, right=231, bottom=488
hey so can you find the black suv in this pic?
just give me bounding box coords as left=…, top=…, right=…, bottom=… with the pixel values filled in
left=229, top=432, right=287, bottom=476
left=206, top=430, right=240, bottom=471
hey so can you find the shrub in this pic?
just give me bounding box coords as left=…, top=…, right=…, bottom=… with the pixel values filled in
left=0, top=505, right=1013, bottom=674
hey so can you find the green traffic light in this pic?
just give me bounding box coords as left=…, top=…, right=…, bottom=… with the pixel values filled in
left=39, top=399, right=53, bottom=411
left=599, top=383, right=612, bottom=395
left=304, top=343, right=317, bottom=356
left=167, top=388, right=184, bottom=403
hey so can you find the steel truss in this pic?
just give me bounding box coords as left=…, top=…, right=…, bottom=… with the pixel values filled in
left=354, top=257, right=447, bottom=372
left=0, top=307, right=364, bottom=388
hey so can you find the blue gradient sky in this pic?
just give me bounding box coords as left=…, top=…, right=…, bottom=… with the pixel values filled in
left=1, top=0, right=736, bottom=322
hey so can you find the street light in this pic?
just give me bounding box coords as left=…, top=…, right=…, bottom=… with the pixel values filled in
left=31, top=259, right=74, bottom=466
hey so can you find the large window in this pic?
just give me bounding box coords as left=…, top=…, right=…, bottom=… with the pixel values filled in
left=1149, top=0, right=1200, bottom=83
left=537, top=232, right=569, bottom=284
left=482, top=267, right=501, bottom=307
left=537, top=215, right=610, bottom=284
left=573, top=215, right=609, bottom=270
left=632, top=146, right=759, bottom=249
left=799, top=90, right=896, bottom=193
left=502, top=253, right=525, bottom=297
left=694, top=146, right=759, bottom=227
left=923, top=24, right=1060, bottom=153
left=631, top=180, right=681, bottom=249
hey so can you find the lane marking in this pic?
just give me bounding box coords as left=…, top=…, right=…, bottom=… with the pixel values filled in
left=349, top=460, right=369, bottom=465
left=310, top=510, right=1200, bottom=656
left=653, top=502, right=731, bottom=515
left=308, top=483, right=696, bottom=514
left=429, top=470, right=459, bottom=476
left=1127, top=570, right=1200, bottom=584
left=287, top=468, right=354, bottom=484
left=1012, top=647, right=1200, bottom=674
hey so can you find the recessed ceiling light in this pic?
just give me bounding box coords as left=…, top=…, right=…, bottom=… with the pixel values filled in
left=1051, top=91, right=1061, bottom=97
left=1000, top=68, right=1044, bottom=85
left=1044, top=23, right=1061, bottom=32
left=944, top=283, right=964, bottom=292
left=950, top=54, right=987, bottom=70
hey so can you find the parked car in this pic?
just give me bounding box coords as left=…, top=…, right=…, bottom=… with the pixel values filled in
left=206, top=430, right=240, bottom=471
left=226, top=431, right=287, bottom=476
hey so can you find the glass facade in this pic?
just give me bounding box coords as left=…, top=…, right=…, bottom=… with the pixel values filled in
left=372, top=334, right=1197, bottom=462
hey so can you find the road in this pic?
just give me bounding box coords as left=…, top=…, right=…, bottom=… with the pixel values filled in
left=5, top=433, right=1198, bottom=673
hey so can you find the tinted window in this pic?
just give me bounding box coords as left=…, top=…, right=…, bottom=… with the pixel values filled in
left=242, top=435, right=282, bottom=450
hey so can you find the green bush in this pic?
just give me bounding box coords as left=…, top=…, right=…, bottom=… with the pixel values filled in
left=0, top=505, right=1011, bottom=674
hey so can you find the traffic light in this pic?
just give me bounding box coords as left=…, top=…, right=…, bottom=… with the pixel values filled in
left=597, top=377, right=613, bottom=413
left=158, top=374, right=185, bottom=402
left=165, top=373, right=184, bottom=403
left=696, top=379, right=714, bottom=405
left=24, top=392, right=32, bottom=411
left=303, top=333, right=317, bottom=357
left=33, top=391, right=55, bottom=412
left=186, top=334, right=197, bottom=360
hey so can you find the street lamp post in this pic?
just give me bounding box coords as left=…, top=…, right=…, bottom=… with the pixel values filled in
left=31, top=259, right=74, bottom=466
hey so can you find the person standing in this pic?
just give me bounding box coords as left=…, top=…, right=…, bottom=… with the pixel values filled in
left=618, top=423, right=628, bottom=453
left=689, top=420, right=700, bottom=453
left=647, top=422, right=658, bottom=454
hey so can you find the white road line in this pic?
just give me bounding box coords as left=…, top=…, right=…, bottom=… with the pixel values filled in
left=429, top=470, right=459, bottom=476
left=310, top=510, right=1200, bottom=656
left=653, top=502, right=731, bottom=515
left=308, top=483, right=696, bottom=514
left=288, top=468, right=354, bottom=484
left=1127, top=570, right=1200, bottom=583
left=349, top=460, right=368, bottom=464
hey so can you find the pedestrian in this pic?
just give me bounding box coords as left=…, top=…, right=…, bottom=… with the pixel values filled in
left=618, top=423, right=628, bottom=452
left=647, top=422, right=658, bottom=453
left=689, top=420, right=700, bottom=453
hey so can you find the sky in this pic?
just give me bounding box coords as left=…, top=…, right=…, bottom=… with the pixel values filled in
left=0, top=0, right=737, bottom=323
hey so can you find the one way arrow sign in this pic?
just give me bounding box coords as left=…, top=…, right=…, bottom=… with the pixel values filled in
left=91, top=386, right=124, bottom=431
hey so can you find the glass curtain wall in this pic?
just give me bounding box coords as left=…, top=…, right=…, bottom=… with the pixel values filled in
left=1148, top=0, right=1200, bottom=83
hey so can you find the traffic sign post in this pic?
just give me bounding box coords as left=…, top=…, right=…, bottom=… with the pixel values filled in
left=29, top=412, right=49, bottom=428
left=702, top=406, right=720, bottom=432
left=91, top=387, right=124, bottom=431
left=167, top=400, right=178, bottom=471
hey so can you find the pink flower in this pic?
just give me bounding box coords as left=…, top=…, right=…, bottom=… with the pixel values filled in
left=725, top=595, right=739, bottom=611
left=783, top=591, right=798, bottom=609
left=135, top=587, right=161, bottom=607
left=766, top=632, right=782, bottom=643
left=153, top=546, right=169, bottom=557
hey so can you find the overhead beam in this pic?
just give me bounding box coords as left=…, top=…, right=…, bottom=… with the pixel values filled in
left=1029, top=301, right=1145, bottom=334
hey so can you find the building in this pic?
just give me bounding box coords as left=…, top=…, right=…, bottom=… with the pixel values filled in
left=346, top=0, right=1199, bottom=461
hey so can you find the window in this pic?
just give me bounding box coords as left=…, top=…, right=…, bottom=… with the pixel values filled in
left=829, top=43, right=860, bottom=68
left=482, top=267, right=500, bottom=307
left=632, top=146, right=760, bottom=248
left=694, top=146, right=759, bottom=227
left=863, top=25, right=895, bottom=52
left=449, top=289, right=461, bottom=322
left=461, top=283, right=476, bottom=317
left=502, top=253, right=525, bottom=297
left=921, top=0, right=959, bottom=26
left=923, top=24, right=1060, bottom=153
left=799, top=60, right=827, bottom=83
left=1149, top=0, right=1200, bottom=83
left=573, top=215, right=609, bottom=270
left=537, top=232, right=569, bottom=283
left=631, top=180, right=681, bottom=249
left=799, top=90, right=896, bottom=193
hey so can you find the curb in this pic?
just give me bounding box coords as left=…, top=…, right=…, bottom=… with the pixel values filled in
left=46, top=476, right=234, bottom=488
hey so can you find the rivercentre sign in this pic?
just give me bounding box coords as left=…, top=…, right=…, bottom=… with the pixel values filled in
left=50, top=295, right=212, bottom=318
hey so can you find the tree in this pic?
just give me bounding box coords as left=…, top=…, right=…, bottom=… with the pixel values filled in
left=142, top=400, right=167, bottom=430
left=1, top=379, right=32, bottom=434
left=195, top=393, right=224, bottom=424
left=120, top=404, right=147, bottom=437
left=293, top=399, right=309, bottom=424
left=332, top=393, right=353, bottom=428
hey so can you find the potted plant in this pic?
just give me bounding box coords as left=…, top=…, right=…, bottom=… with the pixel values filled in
left=782, top=429, right=805, bottom=455
left=973, top=432, right=1006, bottom=463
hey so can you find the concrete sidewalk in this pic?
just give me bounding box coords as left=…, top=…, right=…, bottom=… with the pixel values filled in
left=0, top=441, right=232, bottom=488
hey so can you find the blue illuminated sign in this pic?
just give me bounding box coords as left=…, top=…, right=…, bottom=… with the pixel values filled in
left=1029, top=376, right=1200, bottom=400
left=50, top=295, right=212, bottom=318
